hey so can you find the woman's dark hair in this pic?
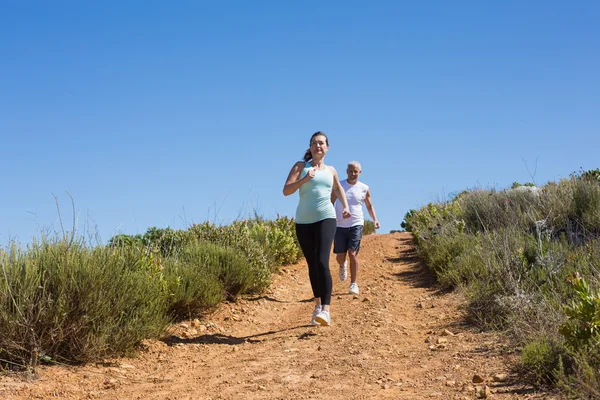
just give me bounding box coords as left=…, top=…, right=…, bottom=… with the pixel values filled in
left=303, top=131, right=329, bottom=162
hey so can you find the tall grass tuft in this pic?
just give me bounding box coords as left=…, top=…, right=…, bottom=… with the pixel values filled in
left=0, top=237, right=169, bottom=370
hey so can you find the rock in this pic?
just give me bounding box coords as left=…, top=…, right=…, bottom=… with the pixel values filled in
left=436, top=337, right=448, bottom=344
left=446, top=380, right=456, bottom=387
left=461, top=384, right=476, bottom=392
left=424, top=337, right=432, bottom=343
left=353, top=295, right=360, bottom=300
left=472, top=374, right=485, bottom=383
left=477, top=385, right=491, bottom=398
left=492, top=373, right=507, bottom=382
left=188, top=328, right=198, bottom=336
left=180, top=323, right=189, bottom=329
left=198, top=325, right=207, bottom=333
left=442, top=329, right=454, bottom=336
left=362, top=297, right=371, bottom=302
left=103, top=378, right=119, bottom=388
left=191, top=319, right=201, bottom=327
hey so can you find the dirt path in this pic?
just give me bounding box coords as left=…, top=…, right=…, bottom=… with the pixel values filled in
left=1, top=233, right=558, bottom=399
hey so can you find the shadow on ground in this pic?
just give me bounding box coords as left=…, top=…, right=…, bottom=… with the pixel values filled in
left=389, top=236, right=451, bottom=295
left=245, top=295, right=313, bottom=304
left=163, top=324, right=315, bottom=347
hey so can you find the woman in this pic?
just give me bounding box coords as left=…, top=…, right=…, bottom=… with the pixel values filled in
left=283, top=131, right=350, bottom=326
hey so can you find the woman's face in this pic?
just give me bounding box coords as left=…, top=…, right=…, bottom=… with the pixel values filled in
left=310, top=135, right=329, bottom=157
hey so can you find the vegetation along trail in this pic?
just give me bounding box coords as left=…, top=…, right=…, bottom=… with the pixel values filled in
left=0, top=233, right=558, bottom=399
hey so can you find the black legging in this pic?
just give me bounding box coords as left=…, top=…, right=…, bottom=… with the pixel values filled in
left=295, top=218, right=336, bottom=306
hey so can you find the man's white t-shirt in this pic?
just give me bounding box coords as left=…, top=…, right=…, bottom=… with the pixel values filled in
left=334, top=180, right=369, bottom=228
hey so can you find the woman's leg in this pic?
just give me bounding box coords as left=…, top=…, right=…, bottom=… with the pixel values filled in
left=295, top=223, right=320, bottom=299
left=314, top=218, right=337, bottom=307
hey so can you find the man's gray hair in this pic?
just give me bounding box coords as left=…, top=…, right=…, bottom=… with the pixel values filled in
left=347, top=161, right=362, bottom=171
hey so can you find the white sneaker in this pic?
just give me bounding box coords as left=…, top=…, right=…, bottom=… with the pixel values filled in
left=339, top=261, right=348, bottom=281
left=349, top=283, right=359, bottom=295
left=314, top=310, right=330, bottom=326
left=311, top=304, right=322, bottom=326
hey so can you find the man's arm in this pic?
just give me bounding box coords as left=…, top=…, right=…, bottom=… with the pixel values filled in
left=364, top=189, right=380, bottom=229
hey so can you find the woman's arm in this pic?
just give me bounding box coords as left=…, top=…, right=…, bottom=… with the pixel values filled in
left=283, top=161, right=313, bottom=196
left=330, top=166, right=351, bottom=218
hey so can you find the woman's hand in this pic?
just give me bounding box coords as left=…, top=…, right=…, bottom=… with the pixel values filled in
left=283, top=162, right=313, bottom=196
left=342, top=208, right=351, bottom=219
left=304, top=168, right=316, bottom=181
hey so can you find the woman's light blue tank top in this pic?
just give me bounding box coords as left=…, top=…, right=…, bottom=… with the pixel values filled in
left=295, top=162, right=336, bottom=224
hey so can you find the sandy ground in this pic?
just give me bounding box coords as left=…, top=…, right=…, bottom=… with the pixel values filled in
left=0, top=232, right=560, bottom=399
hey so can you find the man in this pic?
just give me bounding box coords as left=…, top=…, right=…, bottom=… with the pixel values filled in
left=331, top=161, right=380, bottom=295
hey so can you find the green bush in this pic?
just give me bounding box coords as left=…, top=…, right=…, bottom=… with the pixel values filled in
left=246, top=216, right=303, bottom=266
left=521, top=336, right=567, bottom=385
left=363, top=220, right=376, bottom=235
left=189, top=222, right=273, bottom=293
left=162, top=250, right=225, bottom=320
left=404, top=173, right=600, bottom=395
left=0, top=238, right=169, bottom=369
left=559, top=274, right=600, bottom=349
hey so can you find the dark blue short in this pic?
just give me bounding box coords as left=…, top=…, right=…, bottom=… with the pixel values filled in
left=333, top=225, right=363, bottom=254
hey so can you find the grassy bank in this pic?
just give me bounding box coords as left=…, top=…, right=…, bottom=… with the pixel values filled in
left=0, top=216, right=302, bottom=372
left=403, top=170, right=600, bottom=397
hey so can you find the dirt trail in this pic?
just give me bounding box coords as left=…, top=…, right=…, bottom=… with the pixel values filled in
left=1, top=233, right=558, bottom=400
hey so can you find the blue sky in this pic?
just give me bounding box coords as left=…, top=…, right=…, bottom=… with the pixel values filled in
left=1, top=1, right=599, bottom=246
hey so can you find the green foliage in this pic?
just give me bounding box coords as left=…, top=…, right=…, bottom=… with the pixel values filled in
left=571, top=167, right=600, bottom=183
left=512, top=181, right=536, bottom=189
left=245, top=215, right=303, bottom=266
left=363, top=220, right=376, bottom=235
left=162, top=243, right=232, bottom=320
left=189, top=221, right=273, bottom=293
left=405, top=173, right=600, bottom=395
left=401, top=209, right=416, bottom=232
left=0, top=214, right=307, bottom=372
left=520, top=337, right=566, bottom=385
left=559, top=274, right=600, bottom=349
left=0, top=238, right=169, bottom=369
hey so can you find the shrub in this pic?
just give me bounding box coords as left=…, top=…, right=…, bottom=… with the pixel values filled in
left=559, top=274, right=600, bottom=349
left=246, top=216, right=303, bottom=266
left=521, top=336, right=567, bottom=385
left=405, top=174, right=600, bottom=395
left=0, top=238, right=169, bottom=369
left=189, top=222, right=273, bottom=293
left=363, top=220, right=376, bottom=235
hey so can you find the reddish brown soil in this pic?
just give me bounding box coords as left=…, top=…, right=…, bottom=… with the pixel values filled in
left=0, top=233, right=559, bottom=399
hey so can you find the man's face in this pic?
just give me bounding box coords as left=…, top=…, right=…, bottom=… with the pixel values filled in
left=346, top=165, right=361, bottom=183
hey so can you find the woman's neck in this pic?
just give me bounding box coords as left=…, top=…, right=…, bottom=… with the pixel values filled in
left=310, top=158, right=325, bottom=169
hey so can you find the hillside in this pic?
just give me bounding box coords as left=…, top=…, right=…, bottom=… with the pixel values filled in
left=0, top=233, right=558, bottom=399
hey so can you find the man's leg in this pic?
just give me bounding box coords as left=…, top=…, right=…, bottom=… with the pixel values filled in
left=335, top=252, right=346, bottom=267
left=333, top=227, right=349, bottom=281
left=348, top=249, right=359, bottom=283
left=347, top=226, right=363, bottom=294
